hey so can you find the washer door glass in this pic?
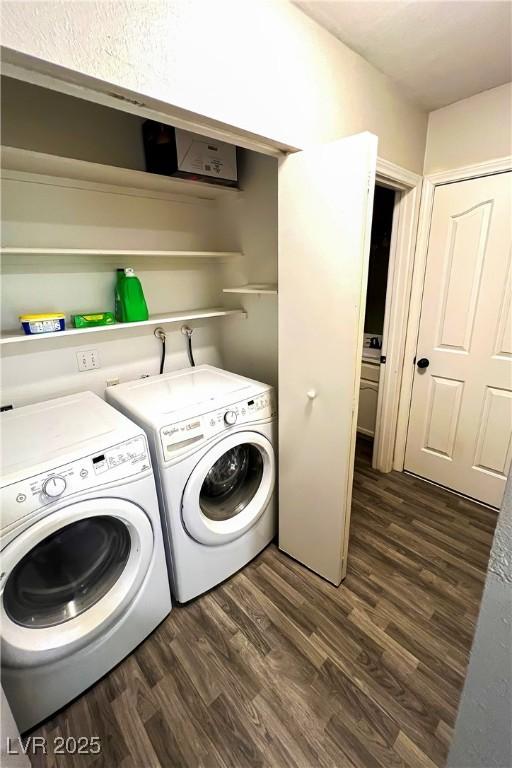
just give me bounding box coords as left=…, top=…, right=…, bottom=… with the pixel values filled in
left=182, top=431, right=275, bottom=546
left=4, top=516, right=131, bottom=628
left=1, top=498, right=154, bottom=668
left=200, top=444, right=263, bottom=521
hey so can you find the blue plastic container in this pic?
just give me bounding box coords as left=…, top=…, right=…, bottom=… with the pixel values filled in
left=20, top=313, right=66, bottom=335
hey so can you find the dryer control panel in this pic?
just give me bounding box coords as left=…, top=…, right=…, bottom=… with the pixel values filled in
left=160, top=390, right=275, bottom=462
left=1, top=435, right=151, bottom=533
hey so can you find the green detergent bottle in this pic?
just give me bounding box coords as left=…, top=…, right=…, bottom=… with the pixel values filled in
left=118, top=267, right=149, bottom=322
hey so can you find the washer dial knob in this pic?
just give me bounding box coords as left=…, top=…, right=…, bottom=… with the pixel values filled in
left=224, top=410, right=237, bottom=426
left=43, top=475, right=67, bottom=498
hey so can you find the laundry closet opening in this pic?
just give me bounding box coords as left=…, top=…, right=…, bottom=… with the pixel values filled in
left=357, top=184, right=396, bottom=457
left=0, top=76, right=278, bottom=408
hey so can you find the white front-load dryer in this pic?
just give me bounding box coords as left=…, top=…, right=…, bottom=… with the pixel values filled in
left=0, top=392, right=172, bottom=732
left=107, top=365, right=277, bottom=602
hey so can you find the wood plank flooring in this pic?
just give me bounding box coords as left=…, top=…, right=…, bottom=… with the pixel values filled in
left=29, top=440, right=497, bottom=768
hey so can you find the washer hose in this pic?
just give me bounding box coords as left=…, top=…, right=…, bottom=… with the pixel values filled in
left=154, top=327, right=167, bottom=374
left=160, top=335, right=166, bottom=374
left=181, top=325, right=196, bottom=367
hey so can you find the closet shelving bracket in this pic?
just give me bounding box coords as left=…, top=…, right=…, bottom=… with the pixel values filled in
left=222, top=283, right=278, bottom=295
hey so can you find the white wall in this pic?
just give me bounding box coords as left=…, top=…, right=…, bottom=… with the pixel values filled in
left=424, top=83, right=512, bottom=174
left=0, top=172, right=233, bottom=407
left=1, top=0, right=428, bottom=172
left=1, top=330, right=224, bottom=409
left=1, top=76, right=146, bottom=170
left=220, top=150, right=279, bottom=388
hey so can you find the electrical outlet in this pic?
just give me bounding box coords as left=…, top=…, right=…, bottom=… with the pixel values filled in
left=106, top=377, right=120, bottom=387
left=76, top=349, right=100, bottom=372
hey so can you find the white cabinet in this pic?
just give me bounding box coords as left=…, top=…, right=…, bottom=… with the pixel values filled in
left=358, top=360, right=380, bottom=437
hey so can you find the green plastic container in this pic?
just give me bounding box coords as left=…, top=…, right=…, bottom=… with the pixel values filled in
left=117, top=267, right=149, bottom=322
left=72, top=312, right=115, bottom=328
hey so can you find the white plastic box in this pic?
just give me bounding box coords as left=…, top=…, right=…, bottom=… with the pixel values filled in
left=143, top=122, right=238, bottom=186
left=175, top=129, right=237, bottom=183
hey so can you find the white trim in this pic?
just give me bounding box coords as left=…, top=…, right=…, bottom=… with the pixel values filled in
left=369, top=159, right=422, bottom=473
left=376, top=158, right=421, bottom=190
left=427, top=156, right=512, bottom=185
left=393, top=177, right=432, bottom=470
left=1, top=49, right=293, bottom=158
left=393, top=155, right=512, bottom=471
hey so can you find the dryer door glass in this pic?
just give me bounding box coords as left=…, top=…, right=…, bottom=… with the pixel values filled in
left=200, top=444, right=263, bottom=521
left=3, top=517, right=130, bottom=628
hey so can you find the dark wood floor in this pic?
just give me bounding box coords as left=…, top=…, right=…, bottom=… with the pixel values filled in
left=30, top=440, right=497, bottom=768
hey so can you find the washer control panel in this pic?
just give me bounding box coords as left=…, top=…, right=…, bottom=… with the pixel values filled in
left=2, top=435, right=150, bottom=533
left=161, top=390, right=275, bottom=462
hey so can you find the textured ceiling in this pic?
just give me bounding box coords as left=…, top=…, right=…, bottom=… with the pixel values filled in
left=295, top=0, right=512, bottom=110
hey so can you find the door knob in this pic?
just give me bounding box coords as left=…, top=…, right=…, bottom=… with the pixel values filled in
left=417, top=358, right=430, bottom=369
left=307, top=389, right=317, bottom=400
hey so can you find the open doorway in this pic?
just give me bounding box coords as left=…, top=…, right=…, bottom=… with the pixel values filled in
left=356, top=162, right=423, bottom=477
left=357, top=185, right=395, bottom=450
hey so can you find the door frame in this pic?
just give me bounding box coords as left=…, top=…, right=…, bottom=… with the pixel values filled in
left=371, top=160, right=422, bottom=472
left=393, top=154, right=512, bottom=471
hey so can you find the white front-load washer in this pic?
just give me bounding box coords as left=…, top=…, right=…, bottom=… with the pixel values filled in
left=0, top=392, right=171, bottom=732
left=107, top=365, right=277, bottom=602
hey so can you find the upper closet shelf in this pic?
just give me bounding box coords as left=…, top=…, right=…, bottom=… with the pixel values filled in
left=0, top=247, right=241, bottom=259
left=223, top=283, right=278, bottom=295
left=1, top=146, right=240, bottom=201
left=0, top=308, right=247, bottom=346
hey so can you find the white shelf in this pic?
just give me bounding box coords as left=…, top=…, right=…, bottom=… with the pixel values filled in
left=223, top=283, right=278, bottom=295
left=0, top=247, right=241, bottom=259
left=1, top=146, right=240, bottom=201
left=0, top=308, right=246, bottom=346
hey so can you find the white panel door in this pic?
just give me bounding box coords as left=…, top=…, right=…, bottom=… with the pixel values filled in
left=278, top=133, right=377, bottom=584
left=358, top=379, right=379, bottom=437
left=405, top=172, right=512, bottom=507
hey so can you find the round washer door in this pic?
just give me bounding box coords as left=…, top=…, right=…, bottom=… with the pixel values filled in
left=182, top=431, right=275, bottom=546
left=1, top=498, right=154, bottom=667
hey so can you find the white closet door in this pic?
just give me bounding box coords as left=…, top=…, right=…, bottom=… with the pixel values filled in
left=278, top=132, right=377, bottom=585
left=405, top=172, right=512, bottom=508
